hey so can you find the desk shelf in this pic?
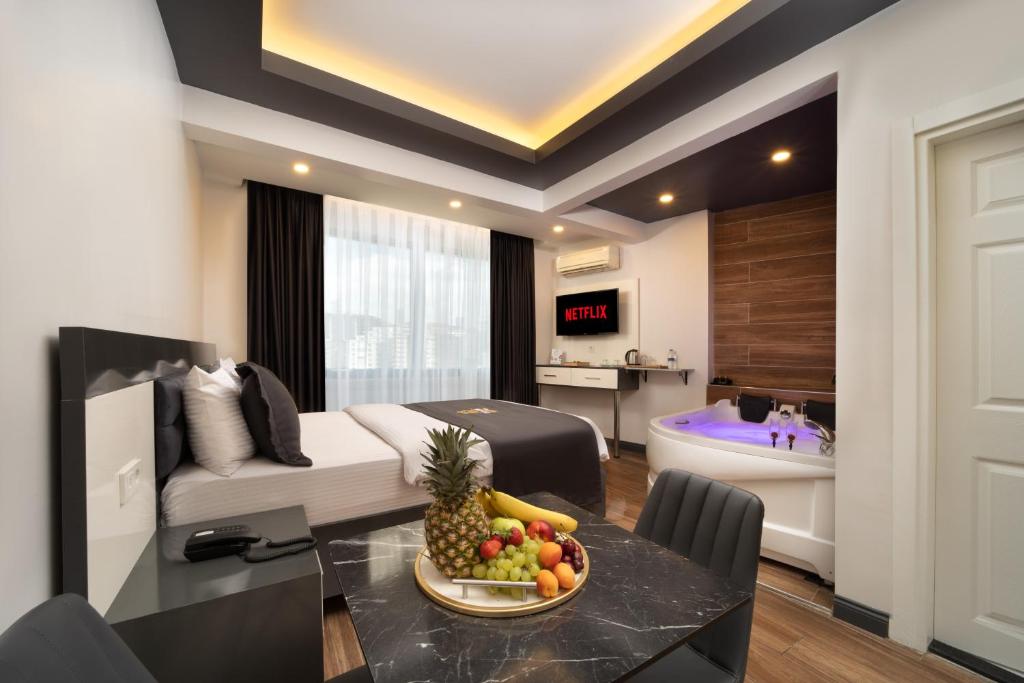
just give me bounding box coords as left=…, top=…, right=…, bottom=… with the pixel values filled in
left=624, top=367, right=695, bottom=385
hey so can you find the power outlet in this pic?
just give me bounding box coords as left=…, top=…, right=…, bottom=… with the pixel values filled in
left=117, top=458, right=142, bottom=507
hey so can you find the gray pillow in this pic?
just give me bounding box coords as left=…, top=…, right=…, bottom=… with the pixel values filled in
left=237, top=363, right=311, bottom=467
left=153, top=371, right=193, bottom=479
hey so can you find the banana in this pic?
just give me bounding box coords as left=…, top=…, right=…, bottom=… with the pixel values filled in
left=487, top=489, right=578, bottom=533
left=475, top=488, right=501, bottom=518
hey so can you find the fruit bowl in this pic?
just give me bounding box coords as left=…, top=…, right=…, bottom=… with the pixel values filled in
left=413, top=537, right=590, bottom=618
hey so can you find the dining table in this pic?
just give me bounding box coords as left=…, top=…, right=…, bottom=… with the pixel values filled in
left=329, top=491, right=752, bottom=682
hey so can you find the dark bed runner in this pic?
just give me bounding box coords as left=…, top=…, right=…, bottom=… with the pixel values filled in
left=403, top=399, right=604, bottom=509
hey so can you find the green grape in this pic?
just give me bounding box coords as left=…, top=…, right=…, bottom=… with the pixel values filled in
left=472, top=564, right=487, bottom=579
left=511, top=553, right=526, bottom=568
left=486, top=566, right=497, bottom=580
left=525, top=553, right=537, bottom=565
left=524, top=540, right=539, bottom=555
left=502, top=587, right=512, bottom=596
left=510, top=587, right=524, bottom=600
left=487, top=586, right=498, bottom=595
left=509, top=567, right=522, bottom=581
left=487, top=559, right=497, bottom=568
left=496, top=549, right=506, bottom=560
left=500, top=559, right=514, bottom=572
left=529, top=565, right=541, bottom=578
left=494, top=568, right=508, bottom=581
left=520, top=572, right=533, bottom=583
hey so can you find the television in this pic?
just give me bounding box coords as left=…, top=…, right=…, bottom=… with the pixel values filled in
left=556, top=288, right=619, bottom=336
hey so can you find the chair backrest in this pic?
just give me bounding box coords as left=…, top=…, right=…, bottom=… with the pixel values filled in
left=0, top=593, right=156, bottom=683
left=635, top=469, right=764, bottom=680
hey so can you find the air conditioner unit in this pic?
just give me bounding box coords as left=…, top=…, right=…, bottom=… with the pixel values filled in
left=555, top=245, right=620, bottom=276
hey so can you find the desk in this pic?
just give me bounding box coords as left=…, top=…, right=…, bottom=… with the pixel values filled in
left=535, top=365, right=694, bottom=457
left=105, top=506, right=323, bottom=683
left=330, top=492, right=751, bottom=683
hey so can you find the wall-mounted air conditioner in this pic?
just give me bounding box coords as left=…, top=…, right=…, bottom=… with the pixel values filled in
left=555, top=245, right=620, bottom=276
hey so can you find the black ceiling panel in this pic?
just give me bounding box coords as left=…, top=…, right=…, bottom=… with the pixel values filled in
left=588, top=93, right=837, bottom=222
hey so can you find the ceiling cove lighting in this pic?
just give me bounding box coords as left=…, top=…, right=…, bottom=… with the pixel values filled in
left=552, top=225, right=565, bottom=234
left=292, top=162, right=310, bottom=174
left=770, top=149, right=792, bottom=163
left=658, top=193, right=675, bottom=204
left=449, top=199, right=463, bottom=209
left=261, top=0, right=751, bottom=149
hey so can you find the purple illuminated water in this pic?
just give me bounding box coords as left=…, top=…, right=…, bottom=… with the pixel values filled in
left=661, top=411, right=821, bottom=455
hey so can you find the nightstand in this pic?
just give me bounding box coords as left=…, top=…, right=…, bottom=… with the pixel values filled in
left=105, top=505, right=323, bottom=683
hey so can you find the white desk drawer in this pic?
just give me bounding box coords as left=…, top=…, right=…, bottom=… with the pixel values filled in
left=570, top=368, right=619, bottom=389
left=536, top=367, right=571, bottom=385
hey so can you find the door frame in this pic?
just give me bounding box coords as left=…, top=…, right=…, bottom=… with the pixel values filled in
left=890, top=77, right=1024, bottom=651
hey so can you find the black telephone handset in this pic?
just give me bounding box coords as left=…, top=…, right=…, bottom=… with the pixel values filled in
left=184, top=524, right=262, bottom=562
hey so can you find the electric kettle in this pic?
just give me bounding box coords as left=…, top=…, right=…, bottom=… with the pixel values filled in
left=625, top=349, right=639, bottom=365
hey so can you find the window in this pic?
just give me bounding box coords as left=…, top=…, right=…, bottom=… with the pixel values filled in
left=324, top=196, right=489, bottom=408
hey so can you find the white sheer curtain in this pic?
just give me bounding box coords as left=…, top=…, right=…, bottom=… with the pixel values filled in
left=324, top=196, right=490, bottom=409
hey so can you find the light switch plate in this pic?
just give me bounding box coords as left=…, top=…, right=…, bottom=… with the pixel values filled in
left=117, top=458, right=142, bottom=507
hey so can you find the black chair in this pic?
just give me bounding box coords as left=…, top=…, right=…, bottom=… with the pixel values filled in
left=0, top=593, right=156, bottom=682
left=629, top=469, right=764, bottom=682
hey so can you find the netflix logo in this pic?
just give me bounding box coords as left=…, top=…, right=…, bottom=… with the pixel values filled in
left=564, top=305, right=609, bottom=322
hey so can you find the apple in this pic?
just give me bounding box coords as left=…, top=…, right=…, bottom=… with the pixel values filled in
left=479, top=538, right=502, bottom=560
left=526, top=519, right=556, bottom=542
left=490, top=517, right=526, bottom=536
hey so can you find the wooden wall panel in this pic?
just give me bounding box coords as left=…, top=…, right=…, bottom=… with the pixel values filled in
left=710, top=191, right=836, bottom=392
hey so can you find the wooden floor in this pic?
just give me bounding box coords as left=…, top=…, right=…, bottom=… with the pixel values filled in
left=323, top=449, right=982, bottom=682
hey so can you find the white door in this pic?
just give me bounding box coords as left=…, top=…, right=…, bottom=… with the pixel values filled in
left=934, top=118, right=1024, bottom=673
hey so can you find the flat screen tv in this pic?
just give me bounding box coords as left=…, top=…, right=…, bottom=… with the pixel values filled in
left=556, top=288, right=619, bottom=336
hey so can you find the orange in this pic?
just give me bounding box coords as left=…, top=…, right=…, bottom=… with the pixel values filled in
left=552, top=562, right=575, bottom=589
left=536, top=569, right=559, bottom=598
left=538, top=541, right=562, bottom=569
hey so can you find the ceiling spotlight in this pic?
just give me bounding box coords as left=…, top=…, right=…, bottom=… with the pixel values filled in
left=658, top=193, right=674, bottom=204
left=292, top=162, right=310, bottom=174
left=449, top=199, right=462, bottom=209
left=771, top=149, right=792, bottom=163
left=552, top=225, right=565, bottom=233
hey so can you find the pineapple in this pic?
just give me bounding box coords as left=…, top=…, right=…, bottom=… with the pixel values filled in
left=421, top=425, right=490, bottom=578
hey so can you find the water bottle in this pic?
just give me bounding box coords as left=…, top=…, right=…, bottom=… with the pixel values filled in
left=667, top=348, right=677, bottom=370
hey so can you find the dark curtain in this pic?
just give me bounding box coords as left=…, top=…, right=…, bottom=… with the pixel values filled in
left=247, top=181, right=325, bottom=412
left=490, top=231, right=538, bottom=405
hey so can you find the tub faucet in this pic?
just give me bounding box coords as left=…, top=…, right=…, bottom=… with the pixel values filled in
left=805, top=420, right=836, bottom=457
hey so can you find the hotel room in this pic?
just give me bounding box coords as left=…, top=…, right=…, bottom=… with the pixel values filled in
left=1, top=1, right=1023, bottom=682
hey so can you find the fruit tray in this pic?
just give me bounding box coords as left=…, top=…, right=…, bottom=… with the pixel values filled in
left=414, top=540, right=590, bottom=618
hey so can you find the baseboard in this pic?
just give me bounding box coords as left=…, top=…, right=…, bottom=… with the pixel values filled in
left=607, top=438, right=646, bottom=454
left=832, top=595, right=889, bottom=638
left=929, top=640, right=1024, bottom=683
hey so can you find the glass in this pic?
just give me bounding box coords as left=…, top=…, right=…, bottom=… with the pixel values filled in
left=768, top=418, right=780, bottom=448
left=786, top=421, right=798, bottom=451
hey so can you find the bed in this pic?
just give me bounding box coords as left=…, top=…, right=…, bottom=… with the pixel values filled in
left=60, top=327, right=609, bottom=605
left=162, top=406, right=608, bottom=527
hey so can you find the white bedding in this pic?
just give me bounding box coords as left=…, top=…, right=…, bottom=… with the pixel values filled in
left=162, top=403, right=607, bottom=528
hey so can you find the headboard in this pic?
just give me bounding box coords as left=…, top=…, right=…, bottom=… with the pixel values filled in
left=60, top=327, right=215, bottom=614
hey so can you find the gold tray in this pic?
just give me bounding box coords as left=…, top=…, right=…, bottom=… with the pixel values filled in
left=413, top=540, right=590, bottom=618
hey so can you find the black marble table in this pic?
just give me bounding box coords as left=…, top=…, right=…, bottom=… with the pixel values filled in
left=330, top=492, right=752, bottom=682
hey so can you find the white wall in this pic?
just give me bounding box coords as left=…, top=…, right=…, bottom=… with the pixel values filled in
left=536, top=212, right=710, bottom=443
left=0, top=1, right=203, bottom=629
left=201, top=178, right=248, bottom=359
left=616, top=0, right=1024, bottom=617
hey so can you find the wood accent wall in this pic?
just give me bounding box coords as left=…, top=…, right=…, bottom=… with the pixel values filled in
left=711, top=191, right=836, bottom=391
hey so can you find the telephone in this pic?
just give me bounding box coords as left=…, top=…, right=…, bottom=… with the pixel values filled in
left=184, top=524, right=318, bottom=563
left=184, top=524, right=261, bottom=561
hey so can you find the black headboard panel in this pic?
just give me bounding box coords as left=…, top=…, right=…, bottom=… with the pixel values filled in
left=59, top=327, right=216, bottom=600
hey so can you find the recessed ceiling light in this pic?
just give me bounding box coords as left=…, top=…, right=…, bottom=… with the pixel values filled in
left=771, top=149, right=792, bottom=163
left=449, top=199, right=462, bottom=209
left=292, top=162, right=310, bottom=174
left=552, top=225, right=565, bottom=233
left=658, top=193, right=674, bottom=204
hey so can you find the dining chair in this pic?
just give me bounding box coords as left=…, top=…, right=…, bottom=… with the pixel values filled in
left=630, top=469, right=764, bottom=683
left=0, top=593, right=157, bottom=682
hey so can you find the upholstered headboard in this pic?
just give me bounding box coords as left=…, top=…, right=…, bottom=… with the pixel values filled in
left=59, top=327, right=215, bottom=614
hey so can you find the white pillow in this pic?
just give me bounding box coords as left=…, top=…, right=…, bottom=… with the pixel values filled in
left=218, top=357, right=242, bottom=389
left=183, top=365, right=256, bottom=476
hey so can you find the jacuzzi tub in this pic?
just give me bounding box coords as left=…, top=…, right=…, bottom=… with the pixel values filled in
left=647, top=399, right=835, bottom=582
